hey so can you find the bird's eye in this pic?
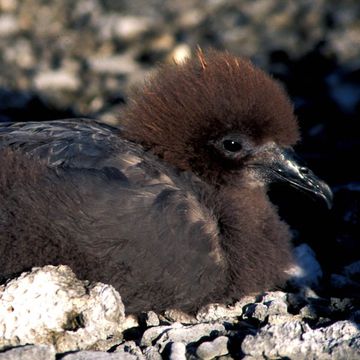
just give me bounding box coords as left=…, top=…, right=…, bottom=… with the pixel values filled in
left=222, top=139, right=242, bottom=152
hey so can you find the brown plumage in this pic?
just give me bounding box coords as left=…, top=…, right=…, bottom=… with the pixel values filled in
left=0, top=49, right=332, bottom=314
left=123, top=50, right=299, bottom=183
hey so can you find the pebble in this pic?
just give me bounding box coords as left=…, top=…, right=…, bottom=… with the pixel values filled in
left=61, top=351, right=135, bottom=360
left=0, top=14, right=18, bottom=35
left=0, top=0, right=17, bottom=12
left=141, top=311, right=160, bottom=327
left=33, top=70, right=80, bottom=91
left=170, top=44, right=192, bottom=64
left=241, top=320, right=360, bottom=360
left=0, top=345, right=56, bottom=360
left=169, top=342, right=186, bottom=360
left=196, top=336, right=229, bottom=360
left=87, top=54, right=139, bottom=75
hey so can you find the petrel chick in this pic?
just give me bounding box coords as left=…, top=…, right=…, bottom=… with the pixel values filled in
left=0, top=50, right=332, bottom=314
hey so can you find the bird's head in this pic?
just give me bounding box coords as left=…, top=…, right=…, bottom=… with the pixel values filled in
left=122, top=49, right=332, bottom=208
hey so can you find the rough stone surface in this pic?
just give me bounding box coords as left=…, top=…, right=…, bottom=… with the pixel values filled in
left=243, top=291, right=288, bottom=323
left=168, top=342, right=186, bottom=360
left=141, top=324, right=181, bottom=348
left=287, top=243, right=323, bottom=287
left=241, top=320, right=360, bottom=360
left=156, top=323, right=226, bottom=352
left=0, top=345, right=56, bottom=360
left=0, top=266, right=125, bottom=352
left=143, top=346, right=162, bottom=360
left=142, top=322, right=226, bottom=353
left=61, top=351, right=134, bottom=360
left=195, top=295, right=257, bottom=323
left=0, top=268, right=358, bottom=359
left=115, top=341, right=145, bottom=360
left=140, top=311, right=160, bottom=327
left=163, top=309, right=198, bottom=324
left=196, top=336, right=229, bottom=360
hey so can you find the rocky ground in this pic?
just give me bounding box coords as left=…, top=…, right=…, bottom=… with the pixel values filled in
left=0, top=0, right=359, bottom=359
left=0, top=265, right=359, bottom=359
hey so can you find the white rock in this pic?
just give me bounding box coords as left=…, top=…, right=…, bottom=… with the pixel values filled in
left=169, top=342, right=186, bottom=360
left=0, top=0, right=17, bottom=12
left=96, top=15, right=152, bottom=41
left=142, top=311, right=160, bottom=327
left=170, top=44, right=191, bottom=64
left=261, top=291, right=287, bottom=303
left=0, top=344, right=56, bottom=360
left=196, top=303, right=240, bottom=323
left=62, top=351, right=133, bottom=360
left=113, top=16, right=152, bottom=40
left=115, top=340, right=145, bottom=359
left=242, top=319, right=360, bottom=359
left=286, top=243, right=322, bottom=287
left=164, top=309, right=197, bottom=324
left=156, top=323, right=225, bottom=353
left=196, top=295, right=256, bottom=323
left=141, top=323, right=182, bottom=348
left=3, top=39, right=35, bottom=69
left=88, top=54, right=139, bottom=75
left=177, top=9, right=204, bottom=27
left=196, top=336, right=229, bottom=360
left=34, top=70, right=80, bottom=91
left=143, top=346, right=162, bottom=360
left=242, top=292, right=289, bottom=323
left=0, top=265, right=125, bottom=352
left=0, top=14, right=18, bottom=36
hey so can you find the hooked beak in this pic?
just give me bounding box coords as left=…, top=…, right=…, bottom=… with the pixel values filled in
left=248, top=144, right=333, bottom=209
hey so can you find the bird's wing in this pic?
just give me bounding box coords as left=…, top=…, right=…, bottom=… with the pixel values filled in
left=0, top=118, right=191, bottom=186
left=0, top=118, right=122, bottom=168
left=0, top=119, right=224, bottom=313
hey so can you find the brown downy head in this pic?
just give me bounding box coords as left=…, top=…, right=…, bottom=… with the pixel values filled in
left=121, top=49, right=332, bottom=206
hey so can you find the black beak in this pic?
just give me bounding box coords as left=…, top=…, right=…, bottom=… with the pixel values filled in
left=248, top=144, right=333, bottom=209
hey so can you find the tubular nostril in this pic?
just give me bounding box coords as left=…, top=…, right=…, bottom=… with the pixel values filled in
left=299, top=167, right=310, bottom=175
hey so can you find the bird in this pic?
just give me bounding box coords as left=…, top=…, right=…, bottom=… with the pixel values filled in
left=0, top=49, right=332, bottom=314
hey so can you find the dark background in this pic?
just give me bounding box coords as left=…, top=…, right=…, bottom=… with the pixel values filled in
left=0, top=0, right=359, bottom=296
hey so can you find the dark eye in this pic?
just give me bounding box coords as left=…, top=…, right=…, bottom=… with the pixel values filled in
left=222, top=139, right=242, bottom=152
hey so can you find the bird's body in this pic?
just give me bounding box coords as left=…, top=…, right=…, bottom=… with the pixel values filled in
left=0, top=50, right=332, bottom=314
